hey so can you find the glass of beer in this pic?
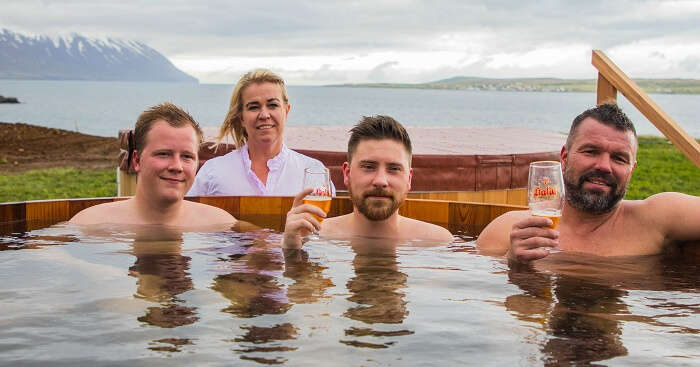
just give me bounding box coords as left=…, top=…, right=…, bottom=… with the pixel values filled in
left=528, top=161, right=565, bottom=234
left=303, top=167, right=332, bottom=223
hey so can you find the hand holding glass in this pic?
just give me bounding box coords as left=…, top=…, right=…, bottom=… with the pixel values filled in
left=303, top=167, right=332, bottom=223
left=528, top=161, right=565, bottom=230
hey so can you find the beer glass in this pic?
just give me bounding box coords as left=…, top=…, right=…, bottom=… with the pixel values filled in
left=528, top=161, right=565, bottom=230
left=303, top=167, right=332, bottom=223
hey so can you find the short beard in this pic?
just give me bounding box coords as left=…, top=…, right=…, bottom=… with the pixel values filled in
left=564, top=168, right=626, bottom=214
left=349, top=186, right=402, bottom=221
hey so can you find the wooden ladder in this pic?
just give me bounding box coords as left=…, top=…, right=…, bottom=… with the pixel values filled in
left=592, top=50, right=700, bottom=167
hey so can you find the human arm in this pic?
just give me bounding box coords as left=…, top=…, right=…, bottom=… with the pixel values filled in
left=475, top=210, right=559, bottom=263
left=281, top=188, right=327, bottom=249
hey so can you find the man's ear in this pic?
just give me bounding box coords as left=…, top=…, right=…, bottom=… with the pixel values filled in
left=560, top=145, right=568, bottom=170
left=407, top=167, right=413, bottom=191
left=132, top=150, right=141, bottom=173
left=342, top=161, right=350, bottom=187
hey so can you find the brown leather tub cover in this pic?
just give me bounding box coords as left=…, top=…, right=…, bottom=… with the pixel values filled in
left=118, top=130, right=560, bottom=191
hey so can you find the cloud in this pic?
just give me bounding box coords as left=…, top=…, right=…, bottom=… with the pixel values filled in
left=367, top=61, right=400, bottom=81
left=3, top=0, right=700, bottom=83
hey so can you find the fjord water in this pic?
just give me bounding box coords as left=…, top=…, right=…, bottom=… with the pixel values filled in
left=1, top=223, right=698, bottom=366
left=1, top=79, right=698, bottom=138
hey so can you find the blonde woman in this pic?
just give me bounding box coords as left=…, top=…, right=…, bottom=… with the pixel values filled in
left=188, top=69, right=333, bottom=196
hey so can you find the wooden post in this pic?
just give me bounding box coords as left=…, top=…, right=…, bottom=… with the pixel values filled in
left=117, top=168, right=137, bottom=197
left=592, top=50, right=700, bottom=168
left=596, top=73, right=617, bottom=105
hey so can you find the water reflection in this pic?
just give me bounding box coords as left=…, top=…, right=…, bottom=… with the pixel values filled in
left=213, top=231, right=334, bottom=364
left=343, top=239, right=414, bottom=348
left=128, top=233, right=198, bottom=329
left=282, top=248, right=334, bottom=304
left=211, top=232, right=291, bottom=318
left=232, top=323, right=299, bottom=364
left=506, top=251, right=700, bottom=366
left=344, top=241, right=408, bottom=324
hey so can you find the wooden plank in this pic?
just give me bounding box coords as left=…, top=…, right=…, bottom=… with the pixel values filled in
left=596, top=72, right=617, bottom=105
left=199, top=196, right=240, bottom=217
left=399, top=199, right=449, bottom=224
left=328, top=197, right=353, bottom=217
left=0, top=202, right=26, bottom=222
left=68, top=198, right=115, bottom=218
left=449, top=202, right=491, bottom=229
left=506, top=188, right=527, bottom=206
left=592, top=50, right=700, bottom=167
left=240, top=196, right=283, bottom=215
left=406, top=189, right=527, bottom=206
left=483, top=190, right=509, bottom=205
left=1, top=197, right=527, bottom=233
left=26, top=200, right=70, bottom=228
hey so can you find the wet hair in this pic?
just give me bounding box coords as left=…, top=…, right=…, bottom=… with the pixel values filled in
left=347, top=115, right=412, bottom=163
left=217, top=68, right=289, bottom=148
left=129, top=102, right=203, bottom=170
left=566, top=103, right=637, bottom=149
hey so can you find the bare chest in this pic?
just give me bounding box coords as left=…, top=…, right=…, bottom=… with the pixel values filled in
left=558, top=220, right=665, bottom=256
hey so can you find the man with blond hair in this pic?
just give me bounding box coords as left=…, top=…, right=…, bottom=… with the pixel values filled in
left=70, top=103, right=236, bottom=228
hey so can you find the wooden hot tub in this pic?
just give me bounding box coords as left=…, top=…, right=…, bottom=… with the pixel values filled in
left=0, top=196, right=525, bottom=235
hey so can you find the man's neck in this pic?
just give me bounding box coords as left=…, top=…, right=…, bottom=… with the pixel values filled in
left=349, top=209, right=402, bottom=238
left=132, top=193, right=184, bottom=225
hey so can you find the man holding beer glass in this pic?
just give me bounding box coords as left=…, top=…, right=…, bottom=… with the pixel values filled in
left=477, top=103, right=700, bottom=263
left=282, top=115, right=453, bottom=249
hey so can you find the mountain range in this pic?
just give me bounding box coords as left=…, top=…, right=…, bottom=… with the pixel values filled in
left=0, top=29, right=196, bottom=83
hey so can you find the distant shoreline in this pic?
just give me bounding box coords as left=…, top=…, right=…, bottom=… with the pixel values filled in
left=328, top=77, right=700, bottom=95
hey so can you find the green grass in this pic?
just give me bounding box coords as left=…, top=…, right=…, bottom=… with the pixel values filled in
left=0, top=137, right=697, bottom=203
left=0, top=168, right=116, bottom=203
left=625, top=136, right=700, bottom=199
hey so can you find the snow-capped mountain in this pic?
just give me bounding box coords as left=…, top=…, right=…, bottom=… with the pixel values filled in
left=0, top=29, right=197, bottom=83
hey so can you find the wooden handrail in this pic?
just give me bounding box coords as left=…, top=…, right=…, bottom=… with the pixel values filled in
left=592, top=50, right=700, bottom=167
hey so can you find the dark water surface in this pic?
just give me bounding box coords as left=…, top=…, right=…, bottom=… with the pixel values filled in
left=0, top=221, right=698, bottom=366
left=1, top=80, right=698, bottom=138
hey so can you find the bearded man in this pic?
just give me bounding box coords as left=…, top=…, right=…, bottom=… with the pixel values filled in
left=282, top=115, right=453, bottom=249
left=477, top=103, right=700, bottom=263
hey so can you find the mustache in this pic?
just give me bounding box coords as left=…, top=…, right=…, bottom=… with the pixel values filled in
left=578, top=170, right=617, bottom=186
left=362, top=188, right=395, bottom=199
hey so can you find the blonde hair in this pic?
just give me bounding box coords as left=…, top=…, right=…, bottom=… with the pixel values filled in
left=217, top=68, right=289, bottom=148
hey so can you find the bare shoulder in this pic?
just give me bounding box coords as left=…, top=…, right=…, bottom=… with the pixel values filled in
left=633, top=192, right=700, bottom=241
left=69, top=200, right=130, bottom=225
left=182, top=200, right=237, bottom=226
left=400, top=216, right=453, bottom=242
left=642, top=192, right=699, bottom=208
left=475, top=209, right=530, bottom=254
left=624, top=192, right=699, bottom=222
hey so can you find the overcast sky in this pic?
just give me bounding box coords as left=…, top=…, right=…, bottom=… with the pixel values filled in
left=4, top=0, right=700, bottom=84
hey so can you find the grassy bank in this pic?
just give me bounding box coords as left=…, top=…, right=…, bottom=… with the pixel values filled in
left=0, top=136, right=697, bottom=203
left=0, top=168, right=116, bottom=203
left=625, top=136, right=700, bottom=199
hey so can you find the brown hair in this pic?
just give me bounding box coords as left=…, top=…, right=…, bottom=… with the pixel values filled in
left=217, top=69, right=289, bottom=148
left=347, top=115, right=412, bottom=163
left=566, top=103, right=637, bottom=150
left=129, top=102, right=203, bottom=169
